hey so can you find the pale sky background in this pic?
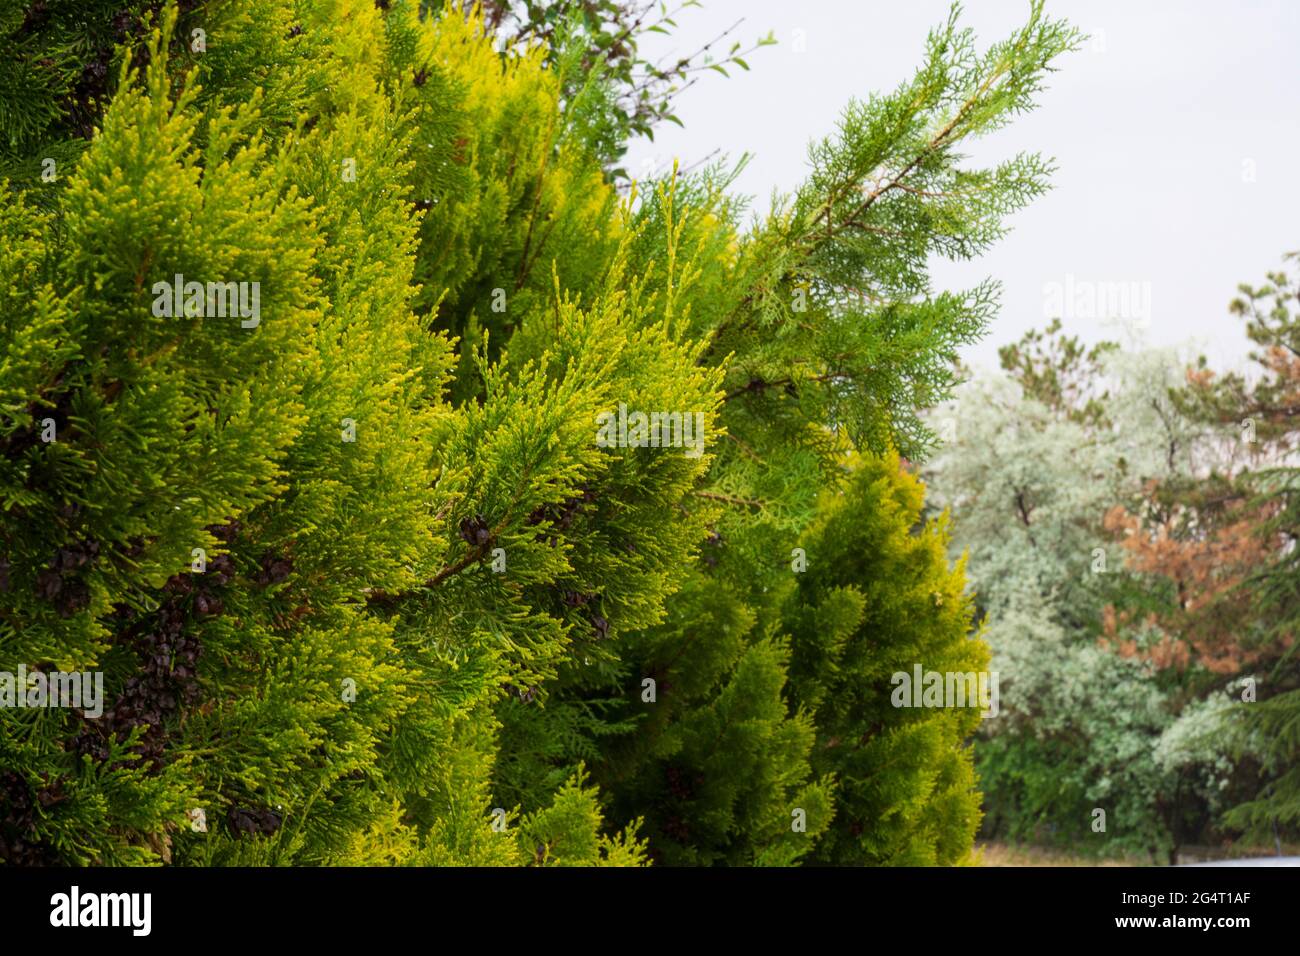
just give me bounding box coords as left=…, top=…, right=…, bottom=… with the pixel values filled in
left=623, top=0, right=1300, bottom=372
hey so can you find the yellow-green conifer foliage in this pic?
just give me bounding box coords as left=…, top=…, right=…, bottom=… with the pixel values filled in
left=0, top=0, right=1075, bottom=866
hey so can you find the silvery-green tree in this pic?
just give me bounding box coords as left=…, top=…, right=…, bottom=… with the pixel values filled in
left=922, top=327, right=1255, bottom=858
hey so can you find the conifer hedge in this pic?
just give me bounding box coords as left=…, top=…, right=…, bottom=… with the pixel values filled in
left=0, top=1, right=1076, bottom=865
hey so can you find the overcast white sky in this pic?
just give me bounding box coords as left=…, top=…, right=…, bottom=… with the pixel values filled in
left=623, top=0, right=1300, bottom=372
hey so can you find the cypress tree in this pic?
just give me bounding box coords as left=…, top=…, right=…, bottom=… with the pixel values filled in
left=783, top=454, right=988, bottom=866
left=0, top=0, right=1078, bottom=865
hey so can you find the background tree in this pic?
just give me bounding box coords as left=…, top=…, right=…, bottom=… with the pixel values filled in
left=923, top=329, right=1258, bottom=859
left=470, top=0, right=776, bottom=178
left=1178, top=253, right=1300, bottom=843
